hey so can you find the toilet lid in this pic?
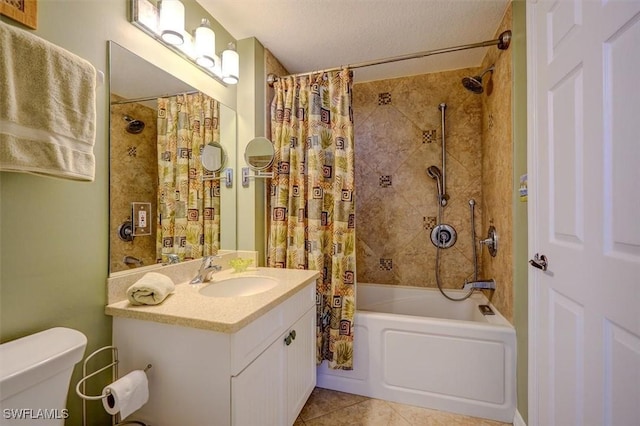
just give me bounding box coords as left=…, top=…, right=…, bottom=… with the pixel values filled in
left=0, top=327, right=87, bottom=400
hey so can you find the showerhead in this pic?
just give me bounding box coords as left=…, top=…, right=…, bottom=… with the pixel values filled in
left=462, top=76, right=484, bottom=94
left=427, top=165, right=442, bottom=180
left=123, top=115, right=145, bottom=134
left=462, top=65, right=495, bottom=94
left=427, top=166, right=447, bottom=206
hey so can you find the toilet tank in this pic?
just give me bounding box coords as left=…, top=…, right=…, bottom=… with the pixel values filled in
left=0, top=327, right=87, bottom=425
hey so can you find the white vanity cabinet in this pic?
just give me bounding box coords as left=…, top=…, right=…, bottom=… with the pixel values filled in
left=231, top=307, right=315, bottom=425
left=111, top=280, right=316, bottom=426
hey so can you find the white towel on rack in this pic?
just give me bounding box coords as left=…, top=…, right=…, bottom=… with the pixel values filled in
left=102, top=370, right=149, bottom=419
left=0, top=21, right=97, bottom=181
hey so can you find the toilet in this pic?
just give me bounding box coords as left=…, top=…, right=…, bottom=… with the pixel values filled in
left=0, top=327, right=87, bottom=425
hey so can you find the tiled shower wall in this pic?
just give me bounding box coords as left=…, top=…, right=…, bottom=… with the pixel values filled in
left=264, top=6, right=514, bottom=320
left=354, top=3, right=514, bottom=323
left=480, top=4, right=513, bottom=322
left=353, top=69, right=484, bottom=289
left=109, top=95, right=158, bottom=273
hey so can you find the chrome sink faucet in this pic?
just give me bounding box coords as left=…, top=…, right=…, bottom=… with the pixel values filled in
left=190, top=255, right=222, bottom=284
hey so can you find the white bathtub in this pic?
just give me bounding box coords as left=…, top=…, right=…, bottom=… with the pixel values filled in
left=317, top=283, right=516, bottom=422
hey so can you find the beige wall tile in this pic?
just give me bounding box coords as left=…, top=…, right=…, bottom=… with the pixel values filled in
left=354, top=5, right=514, bottom=324
left=354, top=69, right=484, bottom=294
left=480, top=4, right=513, bottom=322
left=109, top=95, right=158, bottom=272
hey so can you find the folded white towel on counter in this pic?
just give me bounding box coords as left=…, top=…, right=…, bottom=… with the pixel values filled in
left=126, top=273, right=175, bottom=306
left=0, top=21, right=97, bottom=181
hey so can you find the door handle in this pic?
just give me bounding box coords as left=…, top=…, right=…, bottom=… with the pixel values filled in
left=529, top=253, right=548, bottom=271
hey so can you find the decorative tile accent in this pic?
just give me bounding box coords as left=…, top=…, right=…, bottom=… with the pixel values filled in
left=127, top=146, right=137, bottom=157
left=488, top=113, right=494, bottom=130
left=377, top=92, right=392, bottom=105
left=379, top=258, right=393, bottom=271
left=379, top=175, right=392, bottom=187
left=424, top=216, right=437, bottom=231
left=422, top=129, right=437, bottom=144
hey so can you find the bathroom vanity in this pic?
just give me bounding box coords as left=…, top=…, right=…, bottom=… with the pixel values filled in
left=106, top=263, right=319, bottom=426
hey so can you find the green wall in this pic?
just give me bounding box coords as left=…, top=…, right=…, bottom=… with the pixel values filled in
left=512, top=0, right=529, bottom=422
left=1, top=1, right=529, bottom=423
left=236, top=37, right=267, bottom=264
left=0, top=1, right=236, bottom=424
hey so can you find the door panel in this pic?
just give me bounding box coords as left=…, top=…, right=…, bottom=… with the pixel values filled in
left=528, top=1, right=640, bottom=425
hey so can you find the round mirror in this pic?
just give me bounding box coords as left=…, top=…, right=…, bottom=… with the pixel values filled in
left=202, top=142, right=226, bottom=172
left=244, top=137, right=275, bottom=171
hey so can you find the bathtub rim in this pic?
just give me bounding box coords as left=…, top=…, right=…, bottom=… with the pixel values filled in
left=356, top=282, right=513, bottom=328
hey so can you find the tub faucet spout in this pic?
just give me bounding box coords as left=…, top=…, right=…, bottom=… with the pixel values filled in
left=190, top=255, right=222, bottom=284
left=463, top=279, right=496, bottom=291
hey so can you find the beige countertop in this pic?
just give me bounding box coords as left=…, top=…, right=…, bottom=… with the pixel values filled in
left=105, top=267, right=320, bottom=333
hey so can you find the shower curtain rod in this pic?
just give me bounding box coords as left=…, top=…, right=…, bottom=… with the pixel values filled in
left=110, top=89, right=200, bottom=105
left=267, top=30, right=511, bottom=86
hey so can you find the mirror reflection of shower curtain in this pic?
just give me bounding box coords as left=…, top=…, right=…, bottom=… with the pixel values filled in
left=268, top=69, right=356, bottom=370
left=156, top=93, right=221, bottom=263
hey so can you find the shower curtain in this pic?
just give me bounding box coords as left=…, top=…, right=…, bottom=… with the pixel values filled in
left=156, top=93, right=221, bottom=263
left=268, top=70, right=356, bottom=370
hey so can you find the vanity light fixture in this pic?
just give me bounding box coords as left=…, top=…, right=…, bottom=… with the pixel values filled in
left=130, top=0, right=239, bottom=85
left=195, top=19, right=216, bottom=68
left=158, top=0, right=185, bottom=45
left=222, top=43, right=239, bottom=85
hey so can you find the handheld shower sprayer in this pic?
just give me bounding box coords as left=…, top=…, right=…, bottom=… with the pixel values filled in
left=427, top=166, right=447, bottom=207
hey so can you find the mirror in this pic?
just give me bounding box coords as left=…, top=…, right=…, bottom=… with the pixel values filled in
left=202, top=142, right=226, bottom=172
left=108, top=42, right=236, bottom=275
left=244, top=137, right=275, bottom=171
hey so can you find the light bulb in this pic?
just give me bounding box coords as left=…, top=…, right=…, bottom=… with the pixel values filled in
left=195, top=19, right=216, bottom=68
left=222, top=43, right=239, bottom=84
left=159, top=0, right=185, bottom=45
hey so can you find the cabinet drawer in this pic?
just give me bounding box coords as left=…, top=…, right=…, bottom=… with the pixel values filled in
left=230, top=280, right=315, bottom=375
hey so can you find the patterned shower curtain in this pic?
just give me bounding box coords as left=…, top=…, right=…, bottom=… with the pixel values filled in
left=156, top=93, right=221, bottom=263
left=268, top=70, right=356, bottom=370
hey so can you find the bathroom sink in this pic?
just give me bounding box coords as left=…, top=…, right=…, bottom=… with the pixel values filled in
left=198, top=276, right=279, bottom=298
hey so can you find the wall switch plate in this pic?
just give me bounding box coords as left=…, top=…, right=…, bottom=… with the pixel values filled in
left=242, top=167, right=250, bottom=187
left=132, top=202, right=152, bottom=236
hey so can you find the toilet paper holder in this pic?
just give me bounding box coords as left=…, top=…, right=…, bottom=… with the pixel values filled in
left=75, top=345, right=151, bottom=426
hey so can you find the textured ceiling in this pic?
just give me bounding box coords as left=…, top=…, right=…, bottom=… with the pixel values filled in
left=197, top=0, right=510, bottom=82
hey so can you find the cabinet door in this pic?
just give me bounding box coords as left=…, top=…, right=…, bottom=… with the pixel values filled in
left=231, top=337, right=285, bottom=426
left=285, top=308, right=316, bottom=424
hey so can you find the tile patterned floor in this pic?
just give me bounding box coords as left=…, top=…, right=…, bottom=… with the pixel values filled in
left=295, top=388, right=513, bottom=426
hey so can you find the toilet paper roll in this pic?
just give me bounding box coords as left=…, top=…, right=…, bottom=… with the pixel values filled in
left=102, top=370, right=149, bottom=419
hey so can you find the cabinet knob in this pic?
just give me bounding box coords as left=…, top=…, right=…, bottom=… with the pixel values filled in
left=284, top=330, right=297, bottom=346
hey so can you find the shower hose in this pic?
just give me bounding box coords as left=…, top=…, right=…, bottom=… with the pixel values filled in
left=434, top=200, right=477, bottom=301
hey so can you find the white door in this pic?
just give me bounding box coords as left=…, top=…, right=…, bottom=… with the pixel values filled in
left=527, top=1, right=640, bottom=425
